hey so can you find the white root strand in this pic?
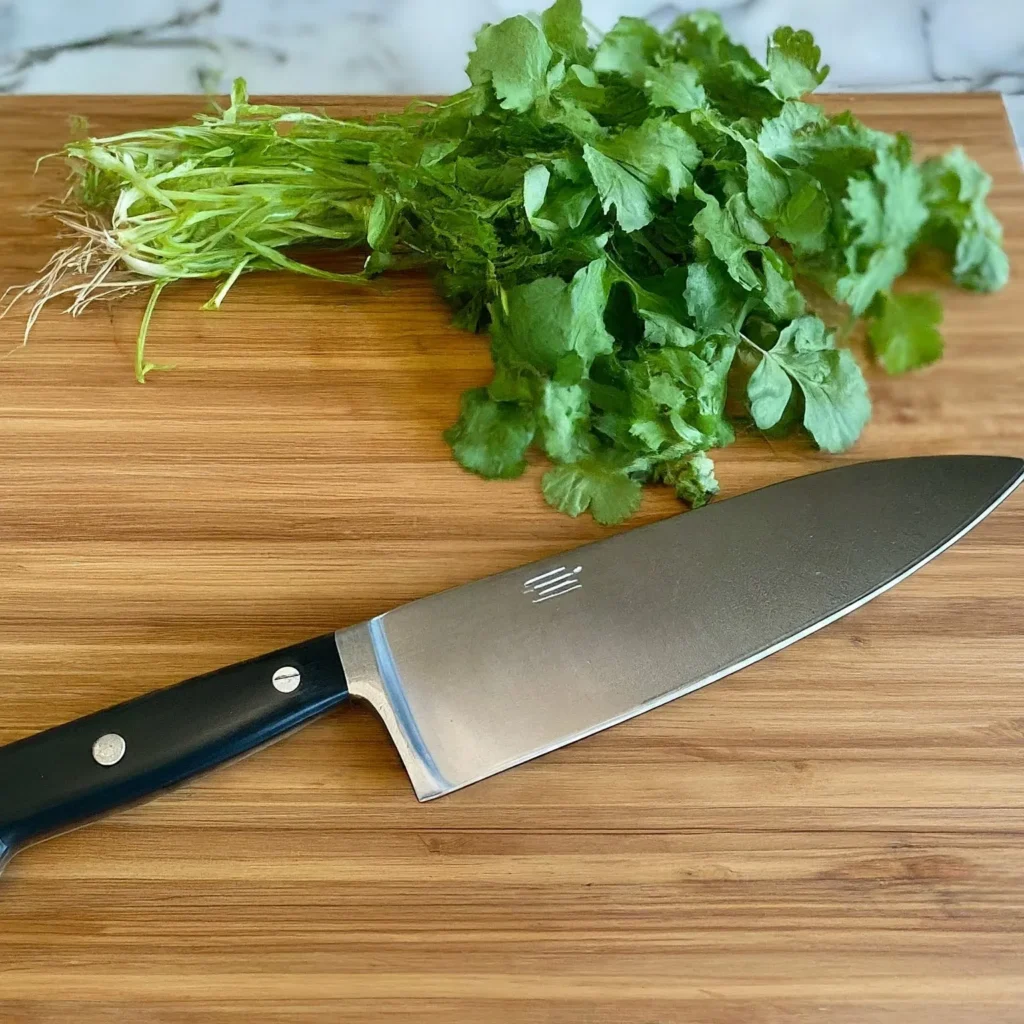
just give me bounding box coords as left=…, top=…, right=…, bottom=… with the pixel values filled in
left=0, top=209, right=152, bottom=356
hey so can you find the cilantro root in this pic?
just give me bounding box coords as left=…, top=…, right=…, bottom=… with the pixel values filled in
left=5, top=0, right=1009, bottom=524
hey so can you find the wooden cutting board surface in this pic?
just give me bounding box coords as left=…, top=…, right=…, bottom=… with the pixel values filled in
left=0, top=93, right=1022, bottom=1023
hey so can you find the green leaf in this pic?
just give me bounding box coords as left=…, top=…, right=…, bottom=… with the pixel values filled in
left=867, top=291, right=944, bottom=374
left=766, top=26, right=829, bottom=100
left=468, top=14, right=553, bottom=113
left=684, top=260, right=746, bottom=333
left=799, top=348, right=870, bottom=453
left=835, top=141, right=929, bottom=315
left=542, top=454, right=643, bottom=524
left=583, top=143, right=655, bottom=232
left=668, top=11, right=773, bottom=119
left=835, top=246, right=908, bottom=317
left=692, top=186, right=761, bottom=291
left=747, top=345, right=794, bottom=429
left=645, top=62, right=707, bottom=113
left=567, top=258, right=616, bottom=366
left=762, top=250, right=806, bottom=319
left=744, top=143, right=791, bottom=221
left=757, top=100, right=826, bottom=161
left=776, top=174, right=830, bottom=252
left=491, top=259, right=613, bottom=375
left=624, top=339, right=736, bottom=454
left=727, top=192, right=770, bottom=245
left=592, top=17, right=664, bottom=85
left=538, top=380, right=593, bottom=462
left=541, top=0, right=590, bottom=64
left=366, top=194, right=397, bottom=250
left=748, top=316, right=870, bottom=451
left=550, top=96, right=606, bottom=142
left=622, top=266, right=698, bottom=347
left=528, top=163, right=552, bottom=226
left=873, top=140, right=929, bottom=243
left=488, top=364, right=535, bottom=404
left=523, top=163, right=599, bottom=244
left=757, top=105, right=885, bottom=192
left=597, top=118, right=701, bottom=201
left=444, top=388, right=536, bottom=479
left=491, top=276, right=571, bottom=373
left=954, top=229, right=1009, bottom=293
left=742, top=140, right=829, bottom=253
left=640, top=311, right=697, bottom=348
left=920, top=147, right=1009, bottom=293
left=654, top=452, right=720, bottom=507
left=569, top=63, right=598, bottom=88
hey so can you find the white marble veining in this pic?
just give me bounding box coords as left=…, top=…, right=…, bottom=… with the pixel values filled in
left=1, top=1, right=1022, bottom=152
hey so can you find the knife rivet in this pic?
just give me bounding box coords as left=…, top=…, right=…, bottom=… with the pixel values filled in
left=92, top=733, right=126, bottom=767
left=272, top=666, right=301, bottom=693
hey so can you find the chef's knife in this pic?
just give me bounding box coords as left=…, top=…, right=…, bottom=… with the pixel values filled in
left=1, top=455, right=1021, bottom=872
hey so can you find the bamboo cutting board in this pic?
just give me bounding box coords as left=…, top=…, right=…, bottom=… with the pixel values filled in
left=0, top=93, right=1022, bottom=1024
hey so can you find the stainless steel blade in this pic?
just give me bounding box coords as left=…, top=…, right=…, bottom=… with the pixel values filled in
left=336, top=456, right=1023, bottom=801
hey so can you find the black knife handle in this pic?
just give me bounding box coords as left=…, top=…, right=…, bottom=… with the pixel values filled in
left=0, top=633, right=348, bottom=865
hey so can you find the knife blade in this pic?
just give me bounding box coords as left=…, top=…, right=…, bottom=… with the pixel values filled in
left=1, top=455, right=1021, bottom=872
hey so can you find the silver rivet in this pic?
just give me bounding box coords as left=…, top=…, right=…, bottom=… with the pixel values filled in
left=92, top=733, right=126, bottom=767
left=272, top=666, right=301, bottom=693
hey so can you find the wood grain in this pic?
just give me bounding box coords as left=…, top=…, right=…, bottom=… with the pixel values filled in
left=0, top=93, right=1022, bottom=1024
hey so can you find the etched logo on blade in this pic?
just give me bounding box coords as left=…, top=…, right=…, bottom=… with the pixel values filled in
left=523, top=565, right=583, bottom=604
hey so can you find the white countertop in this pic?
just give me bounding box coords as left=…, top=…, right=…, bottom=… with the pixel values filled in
left=2, top=0, right=1022, bottom=158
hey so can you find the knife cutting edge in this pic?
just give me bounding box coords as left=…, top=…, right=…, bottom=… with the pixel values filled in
left=1, top=455, right=1021, bottom=873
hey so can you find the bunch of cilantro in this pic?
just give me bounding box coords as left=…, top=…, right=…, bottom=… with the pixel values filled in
left=39, top=0, right=1009, bottom=524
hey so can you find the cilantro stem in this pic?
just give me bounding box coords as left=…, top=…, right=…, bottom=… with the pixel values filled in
left=135, top=280, right=169, bottom=383
left=740, top=333, right=768, bottom=356
left=630, top=232, right=673, bottom=273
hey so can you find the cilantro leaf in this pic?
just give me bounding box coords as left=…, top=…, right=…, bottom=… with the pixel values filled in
left=747, top=316, right=870, bottom=451
left=567, top=258, right=616, bottom=366
left=620, top=266, right=698, bottom=348
left=444, top=388, right=535, bottom=479
left=583, top=144, right=655, bottom=232
left=597, top=118, right=701, bottom=200
left=766, top=27, right=829, bottom=100
left=468, top=15, right=553, bottom=113
left=542, top=454, right=644, bottom=524
left=537, top=380, right=593, bottom=462
left=747, top=344, right=794, bottom=429
left=523, top=163, right=599, bottom=244
left=684, top=260, right=746, bottom=333
left=592, top=17, right=664, bottom=85
left=757, top=100, right=826, bottom=161
left=491, top=260, right=613, bottom=376
left=693, top=186, right=762, bottom=291
left=654, top=452, right=719, bottom=507
left=541, top=0, right=590, bottom=65
left=920, top=147, right=1009, bottom=293
left=668, top=11, right=774, bottom=119
left=835, top=140, right=928, bottom=314
left=744, top=143, right=791, bottom=221
left=777, top=174, right=830, bottom=252
left=645, top=62, right=707, bottom=113
left=523, top=164, right=555, bottom=236
left=762, top=249, right=806, bottom=319
left=640, top=311, right=697, bottom=348
left=867, top=291, right=944, bottom=374
left=836, top=246, right=908, bottom=317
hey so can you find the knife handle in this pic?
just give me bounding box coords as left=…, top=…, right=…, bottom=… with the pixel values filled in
left=0, top=633, right=348, bottom=866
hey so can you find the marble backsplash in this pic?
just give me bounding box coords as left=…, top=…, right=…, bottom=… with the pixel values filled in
left=1, top=1, right=1022, bottom=153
